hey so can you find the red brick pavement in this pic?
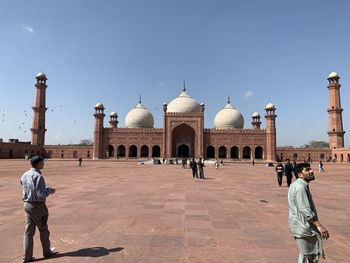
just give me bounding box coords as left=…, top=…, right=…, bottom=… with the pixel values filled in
left=0, top=160, right=349, bottom=263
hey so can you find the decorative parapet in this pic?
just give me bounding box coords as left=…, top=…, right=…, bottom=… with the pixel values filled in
left=104, top=127, right=164, bottom=133
left=165, top=112, right=203, bottom=117
left=204, top=128, right=266, bottom=134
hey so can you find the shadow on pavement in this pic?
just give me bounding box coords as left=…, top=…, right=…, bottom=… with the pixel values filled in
left=35, top=247, right=124, bottom=260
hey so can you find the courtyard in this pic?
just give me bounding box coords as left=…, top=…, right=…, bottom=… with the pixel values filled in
left=0, top=160, right=349, bottom=263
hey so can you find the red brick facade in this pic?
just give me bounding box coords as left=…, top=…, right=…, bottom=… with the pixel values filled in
left=0, top=72, right=349, bottom=163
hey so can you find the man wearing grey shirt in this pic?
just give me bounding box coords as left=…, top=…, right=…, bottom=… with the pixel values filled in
left=288, top=162, right=329, bottom=263
left=20, top=156, right=56, bottom=262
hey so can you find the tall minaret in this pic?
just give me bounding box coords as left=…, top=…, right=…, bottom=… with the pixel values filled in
left=265, top=103, right=277, bottom=162
left=327, top=72, right=345, bottom=149
left=31, top=72, right=48, bottom=145
left=93, top=102, right=105, bottom=159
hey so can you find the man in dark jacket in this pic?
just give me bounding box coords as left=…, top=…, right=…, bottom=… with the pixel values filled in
left=189, top=158, right=198, bottom=178
left=198, top=158, right=205, bottom=179
left=284, top=158, right=294, bottom=187
left=275, top=161, right=284, bottom=186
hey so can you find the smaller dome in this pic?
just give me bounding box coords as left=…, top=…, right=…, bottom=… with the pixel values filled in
left=36, top=72, right=46, bottom=78
left=328, top=72, right=339, bottom=78
left=95, top=102, right=104, bottom=108
left=214, top=103, right=244, bottom=129
left=252, top=112, right=260, bottom=117
left=110, top=111, right=118, bottom=117
left=265, top=102, right=275, bottom=109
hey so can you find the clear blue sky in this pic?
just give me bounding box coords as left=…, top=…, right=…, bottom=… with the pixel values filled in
left=0, top=0, right=349, bottom=146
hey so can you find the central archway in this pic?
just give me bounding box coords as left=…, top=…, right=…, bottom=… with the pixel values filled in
left=178, top=144, right=190, bottom=157
left=171, top=124, right=195, bottom=157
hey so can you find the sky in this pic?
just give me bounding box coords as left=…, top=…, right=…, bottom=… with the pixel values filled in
left=0, top=0, right=349, bottom=147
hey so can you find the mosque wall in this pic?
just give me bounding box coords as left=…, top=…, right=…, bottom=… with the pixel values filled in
left=43, top=145, right=93, bottom=159
left=203, top=129, right=267, bottom=159
left=276, top=147, right=332, bottom=162
left=0, top=141, right=43, bottom=159
left=331, top=147, right=350, bottom=163
left=102, top=127, right=164, bottom=158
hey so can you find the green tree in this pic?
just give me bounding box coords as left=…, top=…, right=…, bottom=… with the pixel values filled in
left=302, top=140, right=329, bottom=148
left=78, top=139, right=93, bottom=146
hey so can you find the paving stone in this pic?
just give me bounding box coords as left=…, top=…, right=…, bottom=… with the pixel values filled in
left=1, top=160, right=349, bottom=262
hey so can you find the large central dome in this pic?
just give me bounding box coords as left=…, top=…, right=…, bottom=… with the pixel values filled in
left=125, top=99, right=154, bottom=128
left=167, top=86, right=200, bottom=113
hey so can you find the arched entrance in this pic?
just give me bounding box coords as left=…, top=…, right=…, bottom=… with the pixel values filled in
left=171, top=124, right=195, bottom=157
left=152, top=145, right=160, bottom=157
left=178, top=144, right=190, bottom=157
left=254, top=146, right=263, bottom=159
left=141, top=145, right=149, bottom=157
left=243, top=146, right=251, bottom=159
left=206, top=146, right=215, bottom=158
left=219, top=146, right=227, bottom=158
left=73, top=151, right=78, bottom=158
left=320, top=154, right=325, bottom=161
left=230, top=146, right=239, bottom=159
left=129, top=145, right=137, bottom=158
left=117, top=145, right=125, bottom=157
left=108, top=145, right=114, bottom=157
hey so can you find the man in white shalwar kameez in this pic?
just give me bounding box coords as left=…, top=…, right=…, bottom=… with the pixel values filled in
left=288, top=163, right=329, bottom=263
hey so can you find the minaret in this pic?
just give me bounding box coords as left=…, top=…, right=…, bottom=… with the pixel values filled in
left=31, top=72, right=48, bottom=145
left=327, top=72, right=345, bottom=149
left=162, top=102, right=167, bottom=158
left=93, top=102, right=105, bottom=159
left=251, top=112, right=261, bottom=129
left=265, top=103, right=277, bottom=162
left=109, top=112, right=118, bottom=128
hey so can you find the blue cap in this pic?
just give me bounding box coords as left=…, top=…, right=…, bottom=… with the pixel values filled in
left=30, top=156, right=44, bottom=166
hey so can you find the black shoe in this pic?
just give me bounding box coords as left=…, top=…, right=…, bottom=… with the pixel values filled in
left=44, top=247, right=57, bottom=258
left=23, top=256, right=35, bottom=263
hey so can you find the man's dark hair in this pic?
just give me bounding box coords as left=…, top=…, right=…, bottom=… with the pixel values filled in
left=296, top=162, right=310, bottom=175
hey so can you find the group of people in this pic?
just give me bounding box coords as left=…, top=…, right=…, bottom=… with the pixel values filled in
left=189, top=158, right=205, bottom=179
left=275, top=158, right=296, bottom=187
left=275, top=159, right=325, bottom=187
left=20, top=155, right=329, bottom=263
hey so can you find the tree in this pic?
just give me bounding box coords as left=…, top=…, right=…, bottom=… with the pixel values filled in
left=78, top=139, right=93, bottom=146
left=302, top=140, right=329, bottom=148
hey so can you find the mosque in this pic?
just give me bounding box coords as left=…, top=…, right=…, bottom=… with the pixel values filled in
left=0, top=72, right=349, bottom=163
left=92, top=82, right=276, bottom=161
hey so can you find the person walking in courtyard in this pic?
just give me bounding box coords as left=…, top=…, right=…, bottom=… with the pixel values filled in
left=288, top=162, right=329, bottom=263
left=293, top=160, right=298, bottom=179
left=198, top=158, right=205, bottom=179
left=319, top=161, right=324, bottom=173
left=275, top=161, right=284, bottom=186
left=78, top=157, right=82, bottom=167
left=284, top=158, right=294, bottom=187
left=20, top=156, right=57, bottom=262
left=215, top=159, right=219, bottom=169
left=190, top=158, right=198, bottom=178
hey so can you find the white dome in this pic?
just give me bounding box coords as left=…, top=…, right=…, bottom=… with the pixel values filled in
left=214, top=103, right=244, bottom=129
left=167, top=89, right=200, bottom=113
left=252, top=112, right=260, bottom=117
left=125, top=103, right=154, bottom=128
left=95, top=102, right=104, bottom=108
left=265, top=102, right=275, bottom=109
left=36, top=72, right=46, bottom=78
left=328, top=72, right=339, bottom=78
left=110, top=111, right=118, bottom=117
